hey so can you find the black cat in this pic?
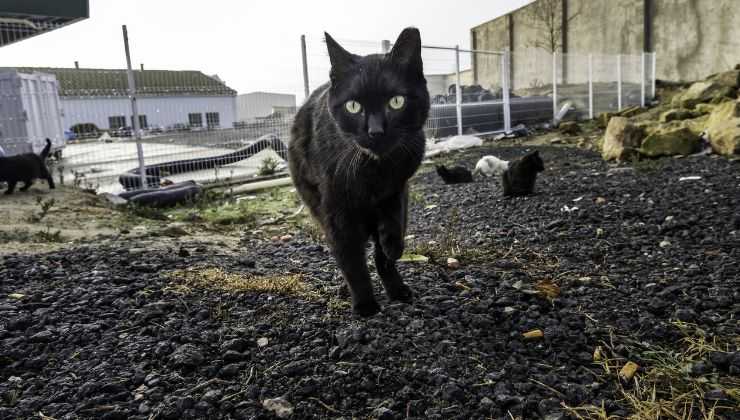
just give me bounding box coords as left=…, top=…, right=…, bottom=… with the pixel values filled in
left=436, top=165, right=473, bottom=184
left=501, top=150, right=544, bottom=197
left=288, top=28, right=430, bottom=317
left=0, top=139, right=55, bottom=195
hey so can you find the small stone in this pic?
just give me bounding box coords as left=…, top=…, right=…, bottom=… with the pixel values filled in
left=29, top=330, right=54, bottom=343
left=202, top=389, right=223, bottom=403
left=372, top=407, right=395, bottom=420
left=447, top=257, right=460, bottom=269
left=503, top=307, right=516, bottom=315
left=221, top=338, right=249, bottom=353
left=223, top=350, right=246, bottom=363
left=280, top=234, right=293, bottom=242
left=480, top=396, right=494, bottom=406
left=440, top=383, right=464, bottom=402
left=262, top=397, right=294, bottom=418
left=595, top=197, right=607, bottom=204
left=138, top=403, right=151, bottom=415
left=257, top=337, right=269, bottom=348
left=619, top=361, right=640, bottom=381
left=523, top=329, right=544, bottom=340
left=674, top=308, right=697, bottom=322
left=659, top=240, right=672, bottom=248
left=704, top=389, right=730, bottom=401
left=219, top=363, right=241, bottom=378
left=596, top=228, right=605, bottom=237
left=170, top=344, right=205, bottom=368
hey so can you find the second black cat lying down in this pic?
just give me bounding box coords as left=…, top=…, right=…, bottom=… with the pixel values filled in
left=0, top=139, right=55, bottom=195
left=436, top=165, right=473, bottom=184
left=288, top=28, right=430, bottom=316
left=502, top=150, right=544, bottom=197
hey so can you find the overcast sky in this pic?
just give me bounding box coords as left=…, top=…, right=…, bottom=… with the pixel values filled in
left=2, top=0, right=533, bottom=101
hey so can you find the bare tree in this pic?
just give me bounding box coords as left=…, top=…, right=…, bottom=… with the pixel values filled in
left=525, top=0, right=581, bottom=53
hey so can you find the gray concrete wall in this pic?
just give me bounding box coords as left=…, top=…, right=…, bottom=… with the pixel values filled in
left=653, top=0, right=740, bottom=81
left=471, top=0, right=740, bottom=83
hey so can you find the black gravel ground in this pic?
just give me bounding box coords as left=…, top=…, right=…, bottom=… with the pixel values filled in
left=1, top=146, right=739, bottom=419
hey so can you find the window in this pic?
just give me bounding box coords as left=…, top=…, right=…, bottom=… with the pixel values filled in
left=188, top=113, right=202, bottom=128
left=108, top=115, right=126, bottom=129
left=206, top=112, right=220, bottom=128
left=130, top=115, right=148, bottom=129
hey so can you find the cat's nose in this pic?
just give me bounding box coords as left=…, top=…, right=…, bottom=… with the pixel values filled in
left=368, top=128, right=384, bottom=138
left=367, top=114, right=385, bottom=139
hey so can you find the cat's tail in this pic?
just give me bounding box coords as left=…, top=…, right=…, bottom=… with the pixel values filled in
left=39, top=138, right=52, bottom=160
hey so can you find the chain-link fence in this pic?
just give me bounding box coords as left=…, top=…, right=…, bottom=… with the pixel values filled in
left=1, top=26, right=656, bottom=194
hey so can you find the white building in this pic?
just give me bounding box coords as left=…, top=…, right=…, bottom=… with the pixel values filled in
left=7, top=67, right=237, bottom=134
left=236, top=92, right=296, bottom=123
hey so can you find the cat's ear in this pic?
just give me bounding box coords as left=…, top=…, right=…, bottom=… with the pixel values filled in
left=325, top=32, right=356, bottom=81
left=389, top=27, right=424, bottom=77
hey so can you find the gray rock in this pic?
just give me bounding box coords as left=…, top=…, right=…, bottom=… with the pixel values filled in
left=262, top=397, right=294, bottom=418
left=170, top=344, right=205, bottom=368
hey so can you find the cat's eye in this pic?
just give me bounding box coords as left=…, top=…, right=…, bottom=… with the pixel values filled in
left=388, top=95, right=405, bottom=110
left=345, top=100, right=363, bottom=114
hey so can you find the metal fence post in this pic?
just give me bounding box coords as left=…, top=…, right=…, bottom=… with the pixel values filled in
left=455, top=45, right=463, bottom=136
left=552, top=52, right=558, bottom=122
left=651, top=52, right=657, bottom=99
left=122, top=25, right=146, bottom=190
left=381, top=40, right=391, bottom=54
left=617, top=54, right=622, bottom=111
left=501, top=51, right=511, bottom=132
left=301, top=35, right=310, bottom=101
left=640, top=52, right=646, bottom=107
left=588, top=54, right=594, bottom=119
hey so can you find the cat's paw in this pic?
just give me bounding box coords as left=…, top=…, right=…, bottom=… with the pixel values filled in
left=387, top=283, right=413, bottom=303
left=380, top=234, right=404, bottom=261
left=353, top=299, right=381, bottom=317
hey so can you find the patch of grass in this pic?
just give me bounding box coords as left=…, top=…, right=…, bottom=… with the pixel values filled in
left=0, top=227, right=65, bottom=244
left=200, top=201, right=259, bottom=226
left=166, top=267, right=318, bottom=298
left=294, top=216, right=324, bottom=243
left=164, top=186, right=303, bottom=232
left=577, top=322, right=740, bottom=420
left=258, top=156, right=280, bottom=176
left=123, top=203, right=168, bottom=221
left=408, top=189, right=426, bottom=207
left=27, top=197, right=56, bottom=223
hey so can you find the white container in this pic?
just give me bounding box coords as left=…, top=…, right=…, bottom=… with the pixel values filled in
left=0, top=70, right=65, bottom=157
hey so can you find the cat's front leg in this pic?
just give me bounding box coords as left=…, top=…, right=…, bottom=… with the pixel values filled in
left=324, top=212, right=380, bottom=317
left=377, top=191, right=407, bottom=261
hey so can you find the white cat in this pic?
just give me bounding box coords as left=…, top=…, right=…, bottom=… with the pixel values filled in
left=474, top=155, right=509, bottom=177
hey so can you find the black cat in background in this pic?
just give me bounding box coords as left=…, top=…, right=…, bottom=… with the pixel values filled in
left=288, top=28, right=430, bottom=316
left=436, top=165, right=474, bottom=184
left=502, top=150, right=544, bottom=197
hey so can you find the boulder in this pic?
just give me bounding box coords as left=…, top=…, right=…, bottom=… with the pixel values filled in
left=618, top=105, right=646, bottom=118
left=659, top=109, right=698, bottom=123
left=694, top=103, right=716, bottom=115
left=558, top=121, right=581, bottom=135
left=602, top=117, right=644, bottom=161
left=707, top=120, right=740, bottom=155
left=640, top=126, right=700, bottom=157
left=708, top=70, right=740, bottom=89
left=672, top=80, right=735, bottom=109
left=597, top=112, right=614, bottom=129
left=706, top=100, right=740, bottom=156
left=706, top=100, right=740, bottom=125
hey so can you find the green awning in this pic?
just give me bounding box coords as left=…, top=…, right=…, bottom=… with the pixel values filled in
left=1, top=0, right=89, bottom=47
